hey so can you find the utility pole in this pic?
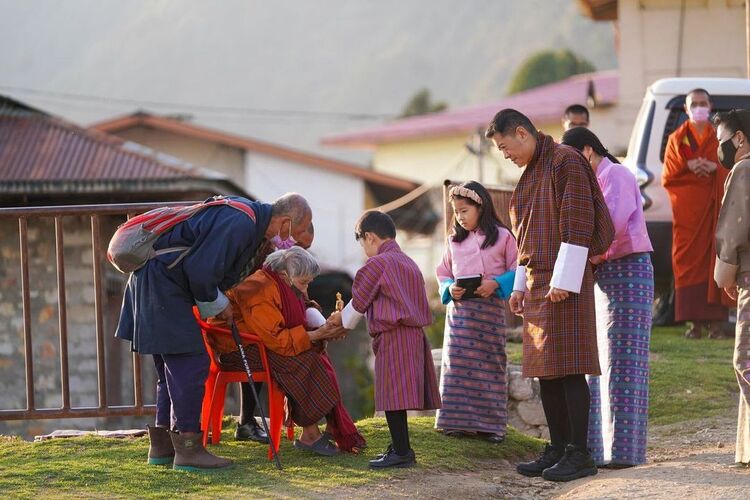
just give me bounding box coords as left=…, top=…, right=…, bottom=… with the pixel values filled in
left=476, top=128, right=484, bottom=184
left=465, top=127, right=486, bottom=183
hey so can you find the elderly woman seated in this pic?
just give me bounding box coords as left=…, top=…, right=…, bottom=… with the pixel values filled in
left=209, top=246, right=366, bottom=456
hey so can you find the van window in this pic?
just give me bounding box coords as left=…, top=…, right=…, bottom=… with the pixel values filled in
left=659, top=95, right=750, bottom=162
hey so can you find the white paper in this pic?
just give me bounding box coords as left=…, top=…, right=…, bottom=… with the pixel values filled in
left=341, top=300, right=364, bottom=329
left=305, top=308, right=326, bottom=328
left=513, top=265, right=527, bottom=292
left=550, top=242, right=589, bottom=294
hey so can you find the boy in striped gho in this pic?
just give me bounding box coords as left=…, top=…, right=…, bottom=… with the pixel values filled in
left=328, top=210, right=442, bottom=468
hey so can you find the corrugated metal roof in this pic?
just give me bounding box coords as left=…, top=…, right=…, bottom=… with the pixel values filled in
left=322, top=71, right=619, bottom=147
left=0, top=113, right=208, bottom=183
left=0, top=95, right=49, bottom=119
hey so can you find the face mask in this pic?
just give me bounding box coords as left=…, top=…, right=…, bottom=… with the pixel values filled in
left=717, top=134, right=738, bottom=170
left=690, top=106, right=710, bottom=123
left=270, top=224, right=296, bottom=250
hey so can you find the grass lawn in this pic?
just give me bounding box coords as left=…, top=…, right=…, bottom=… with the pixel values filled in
left=0, top=327, right=738, bottom=497
left=507, top=326, right=738, bottom=425
left=648, top=326, right=737, bottom=425
left=0, top=417, right=542, bottom=498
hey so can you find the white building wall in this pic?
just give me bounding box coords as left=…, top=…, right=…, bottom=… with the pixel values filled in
left=618, top=0, right=747, bottom=132
left=246, top=153, right=366, bottom=277
left=112, top=126, right=246, bottom=188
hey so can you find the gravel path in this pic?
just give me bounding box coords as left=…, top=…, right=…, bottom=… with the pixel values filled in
left=329, top=416, right=750, bottom=499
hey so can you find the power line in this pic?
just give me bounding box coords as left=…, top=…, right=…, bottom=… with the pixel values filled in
left=0, top=84, right=398, bottom=121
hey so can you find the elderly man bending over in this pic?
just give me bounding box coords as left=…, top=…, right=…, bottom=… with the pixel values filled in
left=116, top=193, right=313, bottom=471
left=210, top=247, right=366, bottom=456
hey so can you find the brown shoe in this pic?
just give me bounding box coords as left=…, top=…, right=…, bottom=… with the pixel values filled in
left=708, top=324, right=732, bottom=339
left=684, top=325, right=702, bottom=339
left=170, top=431, right=234, bottom=471
left=147, top=425, right=174, bottom=465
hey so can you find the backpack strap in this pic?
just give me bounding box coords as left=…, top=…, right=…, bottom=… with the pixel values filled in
left=162, top=197, right=257, bottom=269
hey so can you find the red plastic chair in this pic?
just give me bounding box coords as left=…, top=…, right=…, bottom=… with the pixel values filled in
left=193, top=309, right=294, bottom=461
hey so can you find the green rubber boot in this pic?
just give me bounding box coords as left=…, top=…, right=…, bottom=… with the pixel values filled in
left=146, top=425, right=174, bottom=465
left=170, top=431, right=233, bottom=472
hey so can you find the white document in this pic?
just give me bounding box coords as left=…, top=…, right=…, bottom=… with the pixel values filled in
left=550, top=242, right=589, bottom=294
left=305, top=307, right=326, bottom=328
left=341, top=300, right=364, bottom=329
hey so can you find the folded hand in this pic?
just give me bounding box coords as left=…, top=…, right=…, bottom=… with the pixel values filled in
left=476, top=279, right=499, bottom=298
left=509, top=291, right=524, bottom=316
left=545, top=287, right=570, bottom=303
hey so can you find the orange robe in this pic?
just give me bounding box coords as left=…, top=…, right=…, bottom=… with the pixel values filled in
left=662, top=120, right=731, bottom=321
left=209, top=270, right=313, bottom=356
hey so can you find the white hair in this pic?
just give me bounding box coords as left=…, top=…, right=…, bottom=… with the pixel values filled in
left=263, top=246, right=320, bottom=279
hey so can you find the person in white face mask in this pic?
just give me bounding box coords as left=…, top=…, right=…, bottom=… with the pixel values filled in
left=662, top=88, right=733, bottom=340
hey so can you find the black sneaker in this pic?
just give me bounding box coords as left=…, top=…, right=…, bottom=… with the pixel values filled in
left=541, top=444, right=598, bottom=482
left=516, top=444, right=565, bottom=477
left=234, top=421, right=269, bottom=444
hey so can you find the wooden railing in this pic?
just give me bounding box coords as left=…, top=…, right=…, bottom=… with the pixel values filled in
left=0, top=202, right=193, bottom=421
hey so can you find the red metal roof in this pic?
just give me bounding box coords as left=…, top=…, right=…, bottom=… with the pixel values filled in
left=92, top=112, right=418, bottom=191
left=0, top=108, right=205, bottom=183
left=322, top=71, right=619, bottom=148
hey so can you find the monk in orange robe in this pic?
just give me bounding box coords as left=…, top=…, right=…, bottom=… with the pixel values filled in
left=662, top=88, right=732, bottom=338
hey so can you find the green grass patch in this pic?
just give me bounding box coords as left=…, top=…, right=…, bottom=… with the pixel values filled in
left=0, top=418, right=541, bottom=498
left=649, top=326, right=737, bottom=425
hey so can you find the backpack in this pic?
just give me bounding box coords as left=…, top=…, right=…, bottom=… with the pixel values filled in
left=107, top=196, right=256, bottom=274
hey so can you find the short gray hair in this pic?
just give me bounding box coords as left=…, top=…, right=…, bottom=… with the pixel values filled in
left=271, top=193, right=312, bottom=225
left=263, top=246, right=320, bottom=279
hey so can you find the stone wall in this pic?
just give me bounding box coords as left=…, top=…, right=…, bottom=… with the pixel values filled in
left=0, top=216, right=157, bottom=438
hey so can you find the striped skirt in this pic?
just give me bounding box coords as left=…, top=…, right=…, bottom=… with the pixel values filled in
left=587, top=253, right=654, bottom=466
left=218, top=346, right=338, bottom=427
left=372, top=326, right=442, bottom=412
left=435, top=296, right=507, bottom=435
left=734, top=280, right=750, bottom=464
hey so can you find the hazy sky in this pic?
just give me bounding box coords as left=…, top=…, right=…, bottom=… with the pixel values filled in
left=0, top=0, right=616, bottom=163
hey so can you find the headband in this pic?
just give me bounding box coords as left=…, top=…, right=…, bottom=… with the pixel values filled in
left=449, top=186, right=483, bottom=205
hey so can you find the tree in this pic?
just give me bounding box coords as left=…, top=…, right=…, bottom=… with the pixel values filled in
left=508, top=49, right=596, bottom=94
left=399, top=88, right=448, bottom=118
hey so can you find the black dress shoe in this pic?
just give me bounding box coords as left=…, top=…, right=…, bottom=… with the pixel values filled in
left=374, top=443, right=393, bottom=459
left=234, top=421, right=269, bottom=444
left=369, top=448, right=416, bottom=468
left=541, top=445, right=598, bottom=482
left=516, top=444, right=564, bottom=477
left=478, top=432, right=505, bottom=443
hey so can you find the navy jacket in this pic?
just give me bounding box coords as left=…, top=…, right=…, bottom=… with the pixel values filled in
left=115, top=198, right=272, bottom=354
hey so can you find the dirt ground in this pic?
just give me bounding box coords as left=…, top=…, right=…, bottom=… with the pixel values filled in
left=328, top=416, right=750, bottom=499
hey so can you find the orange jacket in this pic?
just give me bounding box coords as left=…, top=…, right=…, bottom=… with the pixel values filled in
left=211, top=270, right=313, bottom=356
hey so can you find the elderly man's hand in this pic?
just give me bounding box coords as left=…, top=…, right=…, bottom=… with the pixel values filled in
left=215, top=304, right=233, bottom=323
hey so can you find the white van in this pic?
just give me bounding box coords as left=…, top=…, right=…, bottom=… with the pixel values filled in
left=622, top=77, right=750, bottom=321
